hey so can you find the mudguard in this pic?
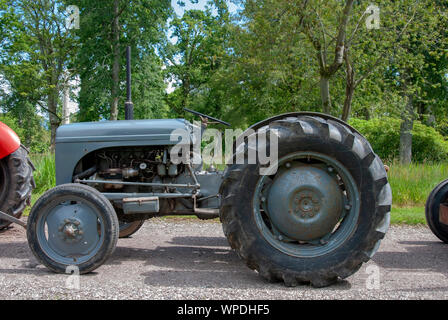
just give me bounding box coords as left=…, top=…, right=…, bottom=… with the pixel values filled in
left=0, top=121, right=20, bottom=159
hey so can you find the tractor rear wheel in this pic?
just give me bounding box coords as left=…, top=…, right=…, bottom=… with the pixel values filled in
left=425, top=179, right=448, bottom=243
left=220, top=114, right=391, bottom=287
left=0, top=145, right=35, bottom=229
left=119, top=220, right=145, bottom=238
left=27, top=183, right=119, bottom=274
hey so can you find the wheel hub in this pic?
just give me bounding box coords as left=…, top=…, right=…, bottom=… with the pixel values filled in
left=266, top=164, right=344, bottom=241
left=293, top=190, right=321, bottom=218
left=58, top=218, right=83, bottom=243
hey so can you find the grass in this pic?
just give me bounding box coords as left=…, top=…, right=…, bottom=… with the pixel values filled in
left=387, top=161, right=448, bottom=207
left=26, top=154, right=445, bottom=225
left=31, top=153, right=56, bottom=195
left=391, top=206, right=426, bottom=225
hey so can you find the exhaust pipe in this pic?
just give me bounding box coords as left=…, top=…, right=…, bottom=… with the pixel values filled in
left=125, top=46, right=134, bottom=120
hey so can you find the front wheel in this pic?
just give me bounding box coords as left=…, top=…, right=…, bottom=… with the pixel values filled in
left=27, top=184, right=119, bottom=274
left=220, top=114, right=391, bottom=287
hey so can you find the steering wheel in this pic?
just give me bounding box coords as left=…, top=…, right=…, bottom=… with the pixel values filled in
left=184, top=108, right=231, bottom=127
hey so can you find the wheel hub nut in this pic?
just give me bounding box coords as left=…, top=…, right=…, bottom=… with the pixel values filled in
left=64, top=224, right=77, bottom=238
left=58, top=218, right=83, bottom=243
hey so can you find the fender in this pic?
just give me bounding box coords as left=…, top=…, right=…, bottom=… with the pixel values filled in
left=245, top=112, right=362, bottom=136
left=0, top=121, right=20, bottom=159
left=232, top=112, right=364, bottom=152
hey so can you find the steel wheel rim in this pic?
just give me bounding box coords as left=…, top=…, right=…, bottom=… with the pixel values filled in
left=253, top=151, right=360, bottom=258
left=36, top=195, right=106, bottom=265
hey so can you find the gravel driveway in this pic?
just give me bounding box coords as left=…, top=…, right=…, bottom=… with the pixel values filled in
left=0, top=218, right=448, bottom=300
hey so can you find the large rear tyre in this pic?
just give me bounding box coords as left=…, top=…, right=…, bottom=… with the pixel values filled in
left=425, top=179, right=448, bottom=243
left=27, top=183, right=119, bottom=274
left=0, top=145, right=35, bottom=229
left=220, top=114, right=391, bottom=287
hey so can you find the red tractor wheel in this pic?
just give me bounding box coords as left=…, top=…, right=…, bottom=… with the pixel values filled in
left=0, top=146, right=35, bottom=229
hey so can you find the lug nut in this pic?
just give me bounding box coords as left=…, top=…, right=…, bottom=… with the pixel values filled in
left=327, top=167, right=334, bottom=173
left=345, top=204, right=352, bottom=210
left=285, top=162, right=291, bottom=168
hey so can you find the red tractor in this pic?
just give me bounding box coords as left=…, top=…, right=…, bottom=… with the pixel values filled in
left=0, top=121, right=34, bottom=230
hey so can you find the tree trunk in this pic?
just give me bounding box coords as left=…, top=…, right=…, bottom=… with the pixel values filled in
left=62, top=83, right=70, bottom=125
left=110, top=0, right=120, bottom=121
left=320, top=76, right=331, bottom=114
left=399, top=94, right=414, bottom=165
left=342, top=86, right=354, bottom=122
left=342, top=51, right=355, bottom=122
left=48, top=89, right=60, bottom=152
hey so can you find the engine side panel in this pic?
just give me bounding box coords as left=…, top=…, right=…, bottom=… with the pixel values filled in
left=55, top=119, right=192, bottom=185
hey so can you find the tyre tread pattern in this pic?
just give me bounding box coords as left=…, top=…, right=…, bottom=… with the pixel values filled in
left=220, top=114, right=391, bottom=287
left=0, top=146, right=35, bottom=229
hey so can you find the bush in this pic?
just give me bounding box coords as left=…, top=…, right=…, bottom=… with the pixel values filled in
left=349, top=117, right=448, bottom=162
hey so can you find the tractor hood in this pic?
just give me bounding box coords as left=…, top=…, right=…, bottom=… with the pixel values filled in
left=55, top=119, right=197, bottom=185
left=56, top=119, right=192, bottom=144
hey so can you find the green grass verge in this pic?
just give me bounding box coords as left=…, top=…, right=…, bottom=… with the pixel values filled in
left=387, top=162, right=448, bottom=207
left=391, top=206, right=426, bottom=225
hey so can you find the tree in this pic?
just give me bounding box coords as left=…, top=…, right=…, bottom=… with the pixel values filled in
left=0, top=0, right=77, bottom=149
left=161, top=0, right=231, bottom=118
left=72, top=0, right=171, bottom=121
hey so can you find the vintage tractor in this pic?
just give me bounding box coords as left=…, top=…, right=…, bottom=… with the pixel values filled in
left=0, top=121, right=35, bottom=229
left=21, top=109, right=391, bottom=287
left=20, top=49, right=391, bottom=287
left=426, top=180, right=448, bottom=243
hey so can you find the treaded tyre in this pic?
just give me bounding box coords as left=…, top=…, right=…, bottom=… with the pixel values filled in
left=0, top=145, right=35, bottom=229
left=425, top=179, right=448, bottom=243
left=219, top=113, right=391, bottom=287
left=119, top=220, right=145, bottom=238
left=27, top=183, right=119, bottom=274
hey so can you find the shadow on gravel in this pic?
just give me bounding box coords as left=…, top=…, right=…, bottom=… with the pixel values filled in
left=373, top=240, right=448, bottom=278
left=108, top=236, right=352, bottom=290
left=168, top=236, right=230, bottom=247
left=0, top=241, right=31, bottom=259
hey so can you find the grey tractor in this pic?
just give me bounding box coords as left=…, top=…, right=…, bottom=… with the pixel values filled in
left=25, top=108, right=392, bottom=287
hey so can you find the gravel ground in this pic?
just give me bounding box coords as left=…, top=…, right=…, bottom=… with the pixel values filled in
left=0, top=218, right=448, bottom=300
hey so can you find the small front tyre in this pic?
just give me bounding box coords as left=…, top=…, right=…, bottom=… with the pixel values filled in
left=27, top=183, right=119, bottom=274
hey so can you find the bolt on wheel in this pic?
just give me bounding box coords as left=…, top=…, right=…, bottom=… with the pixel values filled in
left=27, top=184, right=119, bottom=274
left=254, top=152, right=360, bottom=257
